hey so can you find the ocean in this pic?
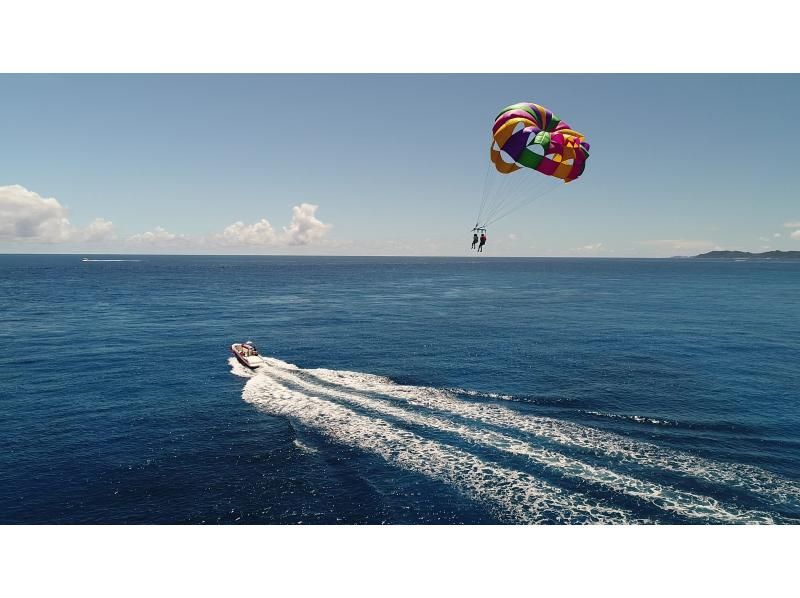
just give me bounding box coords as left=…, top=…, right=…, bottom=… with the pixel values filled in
left=1, top=255, right=798, bottom=524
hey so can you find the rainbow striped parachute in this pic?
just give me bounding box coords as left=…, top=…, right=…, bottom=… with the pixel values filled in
left=491, top=103, right=590, bottom=183
left=473, top=102, right=590, bottom=230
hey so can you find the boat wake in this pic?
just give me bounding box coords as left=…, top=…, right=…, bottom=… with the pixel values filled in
left=81, top=259, right=141, bottom=262
left=230, top=357, right=800, bottom=524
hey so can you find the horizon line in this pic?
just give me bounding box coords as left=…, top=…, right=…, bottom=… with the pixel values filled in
left=0, top=251, right=706, bottom=259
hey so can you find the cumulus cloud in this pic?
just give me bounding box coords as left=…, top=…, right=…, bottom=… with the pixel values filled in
left=570, top=242, right=605, bottom=254
left=0, top=184, right=75, bottom=242
left=784, top=221, right=800, bottom=240
left=217, top=219, right=277, bottom=246
left=82, top=218, right=116, bottom=242
left=123, top=204, right=331, bottom=250
left=216, top=203, right=331, bottom=247
left=127, top=226, right=187, bottom=246
left=0, top=184, right=116, bottom=244
left=773, top=233, right=782, bottom=238
left=0, top=185, right=332, bottom=252
left=282, top=203, right=332, bottom=246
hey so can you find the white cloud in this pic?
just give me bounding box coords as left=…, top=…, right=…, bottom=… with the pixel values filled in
left=783, top=221, right=800, bottom=228
left=0, top=185, right=332, bottom=252
left=128, top=226, right=187, bottom=246
left=282, top=203, right=331, bottom=246
left=0, top=184, right=75, bottom=242
left=82, top=218, right=116, bottom=242
left=773, top=233, right=782, bottom=238
left=791, top=230, right=800, bottom=240
left=507, top=233, right=517, bottom=241
left=216, top=203, right=331, bottom=247
left=216, top=218, right=277, bottom=246
left=570, top=242, right=606, bottom=254
left=0, top=184, right=117, bottom=244
left=128, top=204, right=331, bottom=250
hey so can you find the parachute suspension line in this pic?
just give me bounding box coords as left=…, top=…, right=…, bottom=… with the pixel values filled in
left=485, top=174, right=553, bottom=223
left=478, top=169, right=553, bottom=228
left=479, top=169, right=524, bottom=226
left=474, top=162, right=494, bottom=229
left=482, top=178, right=556, bottom=227
left=475, top=164, right=499, bottom=228
left=477, top=173, right=512, bottom=228
left=490, top=169, right=546, bottom=219
left=482, top=180, right=563, bottom=227
left=482, top=172, right=546, bottom=223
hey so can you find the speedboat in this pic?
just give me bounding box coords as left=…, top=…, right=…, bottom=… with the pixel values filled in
left=231, top=341, right=266, bottom=369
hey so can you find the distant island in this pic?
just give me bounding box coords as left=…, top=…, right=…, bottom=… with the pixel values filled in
left=693, top=250, right=800, bottom=259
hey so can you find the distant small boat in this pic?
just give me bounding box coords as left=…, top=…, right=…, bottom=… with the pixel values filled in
left=80, top=258, right=141, bottom=262
left=231, top=342, right=265, bottom=369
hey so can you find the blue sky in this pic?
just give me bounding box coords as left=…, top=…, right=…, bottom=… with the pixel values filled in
left=2, top=74, right=799, bottom=255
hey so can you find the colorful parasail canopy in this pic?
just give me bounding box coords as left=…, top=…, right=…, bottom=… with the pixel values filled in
left=491, top=102, right=590, bottom=183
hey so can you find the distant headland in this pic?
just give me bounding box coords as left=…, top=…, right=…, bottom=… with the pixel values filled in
left=692, top=250, right=800, bottom=259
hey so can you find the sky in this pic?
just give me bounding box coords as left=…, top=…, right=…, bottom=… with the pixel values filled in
left=2, top=73, right=799, bottom=256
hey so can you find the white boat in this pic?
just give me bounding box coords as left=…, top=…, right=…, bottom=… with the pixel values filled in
left=231, top=342, right=266, bottom=369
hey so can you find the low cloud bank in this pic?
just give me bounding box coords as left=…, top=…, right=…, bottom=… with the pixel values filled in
left=0, top=185, right=332, bottom=250
left=784, top=221, right=800, bottom=240
left=215, top=204, right=331, bottom=247
left=0, top=185, right=116, bottom=243
left=127, top=226, right=188, bottom=247
left=570, top=242, right=607, bottom=255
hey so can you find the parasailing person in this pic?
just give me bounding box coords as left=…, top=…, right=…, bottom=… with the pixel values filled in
left=471, top=102, right=591, bottom=249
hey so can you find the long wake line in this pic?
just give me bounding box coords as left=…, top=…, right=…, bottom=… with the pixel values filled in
left=305, top=365, right=800, bottom=510
left=231, top=357, right=800, bottom=524
left=262, top=362, right=776, bottom=523
left=239, top=363, right=634, bottom=523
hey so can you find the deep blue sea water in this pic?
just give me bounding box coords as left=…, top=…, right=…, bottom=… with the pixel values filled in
left=1, top=255, right=798, bottom=524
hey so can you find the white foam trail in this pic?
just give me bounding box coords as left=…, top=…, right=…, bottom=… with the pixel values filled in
left=228, top=357, right=256, bottom=378
left=303, top=365, right=800, bottom=510
left=80, top=259, right=141, bottom=262
left=241, top=370, right=636, bottom=524
left=293, top=439, right=318, bottom=455
left=262, top=362, right=777, bottom=523
left=585, top=411, right=677, bottom=426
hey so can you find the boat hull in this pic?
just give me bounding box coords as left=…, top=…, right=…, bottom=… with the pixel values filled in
left=231, top=343, right=265, bottom=369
